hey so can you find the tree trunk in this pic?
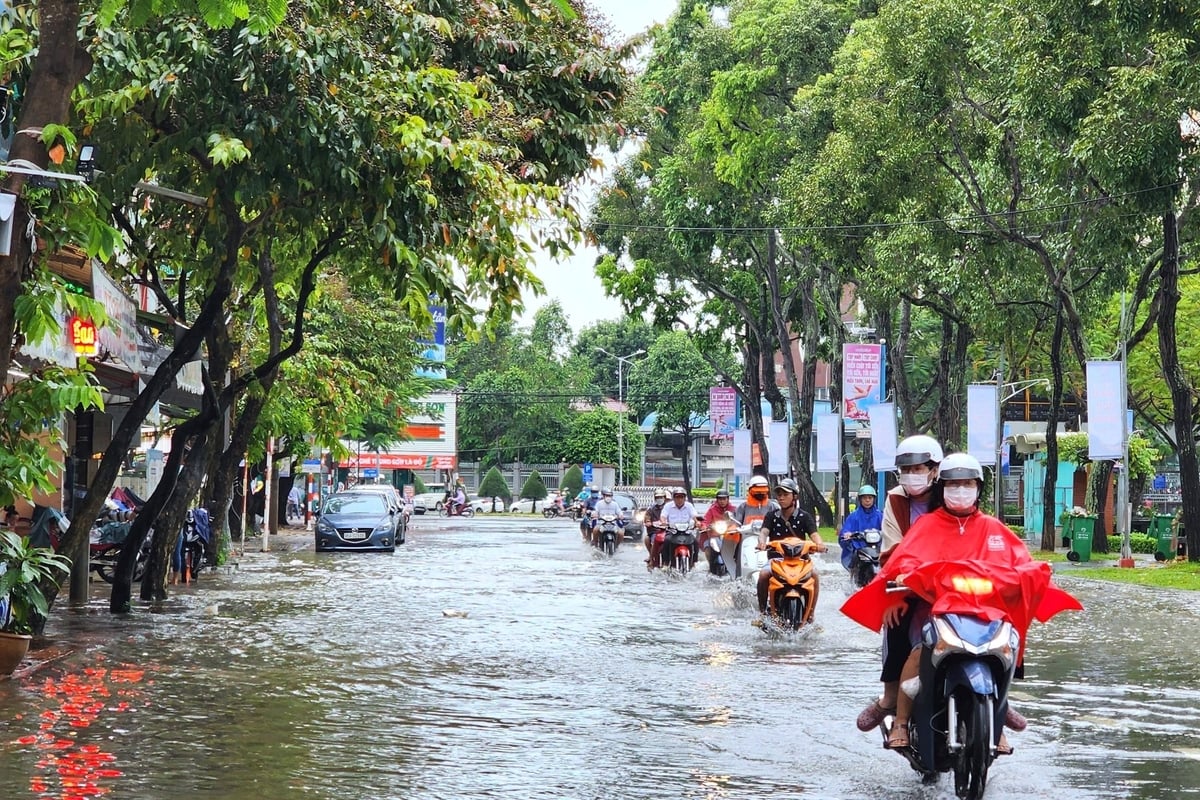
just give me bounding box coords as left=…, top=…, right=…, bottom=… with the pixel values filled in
left=1040, top=306, right=1066, bottom=551
left=1157, top=210, right=1200, bottom=561
left=1090, top=459, right=1113, bottom=554
left=47, top=221, right=245, bottom=613
left=0, top=0, right=90, bottom=383
left=891, top=301, right=918, bottom=434
left=141, top=419, right=219, bottom=601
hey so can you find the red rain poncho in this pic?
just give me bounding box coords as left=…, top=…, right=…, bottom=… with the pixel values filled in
left=841, top=508, right=1082, bottom=657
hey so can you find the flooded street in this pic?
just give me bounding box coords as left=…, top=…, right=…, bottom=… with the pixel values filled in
left=2, top=516, right=1199, bottom=799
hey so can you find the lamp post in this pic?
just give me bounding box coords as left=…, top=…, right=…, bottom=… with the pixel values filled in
left=596, top=347, right=645, bottom=487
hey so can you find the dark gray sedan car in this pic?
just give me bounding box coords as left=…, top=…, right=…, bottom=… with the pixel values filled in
left=315, top=493, right=400, bottom=553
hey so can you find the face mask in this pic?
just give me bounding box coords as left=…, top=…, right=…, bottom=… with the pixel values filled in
left=749, top=490, right=768, bottom=502
left=899, top=474, right=931, bottom=495
left=943, top=486, right=978, bottom=512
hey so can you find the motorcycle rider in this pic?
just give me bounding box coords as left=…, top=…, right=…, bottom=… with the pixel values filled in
left=755, top=478, right=826, bottom=614
left=580, top=484, right=602, bottom=538
left=856, top=434, right=943, bottom=732
left=733, top=475, right=777, bottom=526
left=449, top=483, right=467, bottom=515
left=701, top=489, right=735, bottom=573
left=839, top=485, right=883, bottom=570
left=650, top=487, right=700, bottom=568
left=590, top=487, right=625, bottom=549
left=876, top=453, right=1028, bottom=754
left=643, top=488, right=669, bottom=559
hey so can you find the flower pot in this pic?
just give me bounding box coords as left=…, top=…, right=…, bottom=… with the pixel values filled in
left=0, top=630, right=32, bottom=675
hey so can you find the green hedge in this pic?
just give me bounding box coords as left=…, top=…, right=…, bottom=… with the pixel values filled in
left=691, top=487, right=718, bottom=499
left=1107, top=533, right=1157, bottom=554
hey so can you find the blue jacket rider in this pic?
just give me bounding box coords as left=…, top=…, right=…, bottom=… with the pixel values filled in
left=838, top=485, right=883, bottom=569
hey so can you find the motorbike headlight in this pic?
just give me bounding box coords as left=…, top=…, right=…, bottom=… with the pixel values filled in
left=864, top=530, right=882, bottom=544
left=711, top=520, right=729, bottom=535
left=635, top=511, right=645, bottom=522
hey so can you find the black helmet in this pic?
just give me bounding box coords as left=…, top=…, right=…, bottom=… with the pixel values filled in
left=715, top=489, right=730, bottom=499
left=775, top=478, right=800, bottom=495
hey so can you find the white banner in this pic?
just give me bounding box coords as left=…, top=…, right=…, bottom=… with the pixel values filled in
left=768, top=421, right=790, bottom=474
left=1087, top=361, right=1124, bottom=460
left=867, top=403, right=897, bottom=471
left=816, top=414, right=842, bottom=472
left=732, top=429, right=752, bottom=476
left=967, top=384, right=999, bottom=466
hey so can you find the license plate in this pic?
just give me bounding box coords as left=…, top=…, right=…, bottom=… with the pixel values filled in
left=343, top=529, right=368, bottom=540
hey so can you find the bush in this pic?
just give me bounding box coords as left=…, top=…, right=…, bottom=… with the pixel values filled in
left=478, top=467, right=511, bottom=505
left=691, top=487, right=718, bottom=499
left=520, top=471, right=548, bottom=507
left=413, top=474, right=427, bottom=494
left=1107, top=534, right=1157, bottom=554
left=1008, top=525, right=1024, bottom=537
left=561, top=465, right=584, bottom=499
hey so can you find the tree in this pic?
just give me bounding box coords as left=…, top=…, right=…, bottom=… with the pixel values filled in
left=48, top=0, right=630, bottom=615
left=478, top=467, right=511, bottom=512
left=561, top=464, right=584, bottom=499
left=626, top=331, right=711, bottom=495
left=560, top=410, right=642, bottom=484
left=520, top=471, right=549, bottom=511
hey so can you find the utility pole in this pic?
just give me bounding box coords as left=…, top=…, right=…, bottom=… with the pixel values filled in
left=596, top=347, right=645, bottom=487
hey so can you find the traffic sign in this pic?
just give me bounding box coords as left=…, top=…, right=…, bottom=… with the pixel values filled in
left=362, top=468, right=378, bottom=478
left=582, top=462, right=593, bottom=483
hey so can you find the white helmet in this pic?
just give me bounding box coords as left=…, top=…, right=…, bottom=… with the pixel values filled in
left=895, top=434, right=944, bottom=468
left=939, top=452, right=983, bottom=482
left=748, top=476, right=769, bottom=488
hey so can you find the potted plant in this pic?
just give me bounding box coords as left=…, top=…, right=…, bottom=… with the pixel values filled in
left=0, top=530, right=71, bottom=675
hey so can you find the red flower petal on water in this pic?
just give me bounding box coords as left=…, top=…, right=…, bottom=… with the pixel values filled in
left=94, top=769, right=123, bottom=778
left=16, top=734, right=38, bottom=744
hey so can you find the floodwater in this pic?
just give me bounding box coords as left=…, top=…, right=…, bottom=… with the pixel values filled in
left=1, top=516, right=1198, bottom=799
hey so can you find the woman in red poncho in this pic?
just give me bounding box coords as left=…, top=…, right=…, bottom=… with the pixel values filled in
left=843, top=452, right=1071, bottom=754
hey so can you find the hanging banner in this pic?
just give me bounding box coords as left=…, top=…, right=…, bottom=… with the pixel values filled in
left=1086, top=361, right=1124, bottom=460
left=708, top=386, right=737, bottom=441
left=867, top=403, right=897, bottom=471
left=768, top=421, right=790, bottom=474
left=842, top=343, right=884, bottom=422
left=816, top=414, right=842, bottom=472
left=733, top=429, right=752, bottom=476
left=414, top=305, right=447, bottom=379
left=967, top=384, right=999, bottom=466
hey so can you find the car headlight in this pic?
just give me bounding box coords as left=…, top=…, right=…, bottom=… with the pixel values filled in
left=317, top=519, right=335, bottom=534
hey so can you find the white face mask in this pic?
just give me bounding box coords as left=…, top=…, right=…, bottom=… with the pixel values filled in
left=899, top=473, right=932, bottom=495
left=943, top=486, right=978, bottom=513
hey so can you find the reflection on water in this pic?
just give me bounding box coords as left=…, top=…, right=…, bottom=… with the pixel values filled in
left=0, top=523, right=1197, bottom=799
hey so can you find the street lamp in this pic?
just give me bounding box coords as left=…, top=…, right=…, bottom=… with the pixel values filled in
left=596, top=347, right=645, bottom=487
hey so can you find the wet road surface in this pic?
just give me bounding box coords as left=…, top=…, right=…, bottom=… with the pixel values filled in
left=1, top=516, right=1198, bottom=799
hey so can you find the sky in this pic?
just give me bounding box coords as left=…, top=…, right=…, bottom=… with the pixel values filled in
left=516, top=0, right=680, bottom=332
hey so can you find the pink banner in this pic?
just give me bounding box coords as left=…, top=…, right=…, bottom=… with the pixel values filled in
left=708, top=386, right=737, bottom=440
left=842, top=343, right=883, bottom=421
left=338, top=454, right=457, bottom=470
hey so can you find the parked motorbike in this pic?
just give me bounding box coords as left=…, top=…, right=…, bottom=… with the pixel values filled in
left=89, top=517, right=149, bottom=584
left=841, top=528, right=882, bottom=588
left=542, top=504, right=565, bottom=519
left=880, top=578, right=1015, bottom=800
left=763, top=537, right=820, bottom=630
left=173, top=508, right=212, bottom=583
left=594, top=513, right=622, bottom=556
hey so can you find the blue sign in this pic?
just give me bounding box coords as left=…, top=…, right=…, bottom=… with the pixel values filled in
left=362, top=468, right=378, bottom=478
left=1153, top=473, right=1167, bottom=491
left=302, top=458, right=323, bottom=472
left=582, top=462, right=593, bottom=483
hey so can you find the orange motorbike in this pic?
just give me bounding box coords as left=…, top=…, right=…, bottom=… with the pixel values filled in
left=764, top=537, right=820, bottom=629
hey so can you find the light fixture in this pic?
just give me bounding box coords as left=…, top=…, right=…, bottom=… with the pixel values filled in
left=76, top=143, right=96, bottom=183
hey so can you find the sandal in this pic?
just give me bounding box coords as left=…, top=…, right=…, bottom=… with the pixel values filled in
left=996, top=735, right=1014, bottom=756
left=857, top=699, right=896, bottom=732
left=885, top=722, right=910, bottom=749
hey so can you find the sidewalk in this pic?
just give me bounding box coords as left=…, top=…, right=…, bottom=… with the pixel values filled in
left=5, top=525, right=314, bottom=682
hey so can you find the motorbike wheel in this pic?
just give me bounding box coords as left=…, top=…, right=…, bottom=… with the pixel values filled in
left=853, top=562, right=876, bottom=589
left=783, top=596, right=804, bottom=630
left=952, top=693, right=991, bottom=800
left=543, top=508, right=556, bottom=519
left=604, top=537, right=615, bottom=556
left=461, top=507, right=475, bottom=518
left=675, top=552, right=691, bottom=574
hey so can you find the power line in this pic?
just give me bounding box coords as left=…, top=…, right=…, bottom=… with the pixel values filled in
left=526, top=182, right=1180, bottom=235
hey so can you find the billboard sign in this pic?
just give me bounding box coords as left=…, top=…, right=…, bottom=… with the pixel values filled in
left=414, top=304, right=446, bottom=379
left=842, top=343, right=884, bottom=422
left=708, top=386, right=737, bottom=440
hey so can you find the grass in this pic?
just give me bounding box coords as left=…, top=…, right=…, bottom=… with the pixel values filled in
left=1055, top=559, right=1200, bottom=590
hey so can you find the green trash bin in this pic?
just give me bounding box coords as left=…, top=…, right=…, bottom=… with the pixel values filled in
left=1150, top=514, right=1175, bottom=562
left=1067, top=515, right=1096, bottom=562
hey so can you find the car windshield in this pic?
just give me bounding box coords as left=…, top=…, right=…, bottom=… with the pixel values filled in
left=614, top=495, right=636, bottom=512
left=323, top=495, right=386, bottom=515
